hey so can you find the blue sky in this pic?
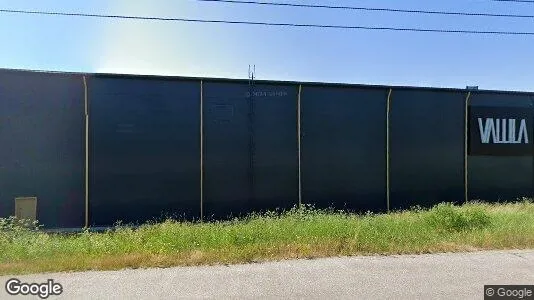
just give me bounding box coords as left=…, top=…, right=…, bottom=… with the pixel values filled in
left=0, top=0, right=533, bottom=91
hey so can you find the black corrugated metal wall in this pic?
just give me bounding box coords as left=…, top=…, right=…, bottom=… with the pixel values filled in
left=88, top=77, right=201, bottom=226
left=300, top=86, right=387, bottom=212
left=0, top=69, right=532, bottom=228
left=389, top=89, right=466, bottom=209
left=0, top=71, right=85, bottom=228
left=203, top=81, right=298, bottom=220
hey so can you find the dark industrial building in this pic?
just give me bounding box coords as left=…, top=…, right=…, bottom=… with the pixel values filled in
left=0, top=68, right=532, bottom=229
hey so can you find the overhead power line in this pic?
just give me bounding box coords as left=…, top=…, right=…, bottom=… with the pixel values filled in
left=490, top=0, right=534, bottom=3
left=197, top=0, right=534, bottom=19
left=1, top=8, right=534, bottom=36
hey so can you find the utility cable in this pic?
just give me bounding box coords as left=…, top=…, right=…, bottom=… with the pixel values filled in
left=197, top=0, right=534, bottom=19
left=1, top=8, right=533, bottom=36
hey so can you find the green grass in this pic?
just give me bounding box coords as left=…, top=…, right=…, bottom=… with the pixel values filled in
left=1, top=200, right=534, bottom=275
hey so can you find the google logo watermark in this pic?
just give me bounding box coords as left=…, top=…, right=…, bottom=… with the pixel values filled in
left=5, top=278, right=63, bottom=299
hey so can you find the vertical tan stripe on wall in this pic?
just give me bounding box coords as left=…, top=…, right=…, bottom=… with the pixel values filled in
left=386, top=88, right=393, bottom=212
left=386, top=89, right=393, bottom=212
left=200, top=80, right=204, bottom=222
left=297, top=84, right=302, bottom=208
left=83, top=76, right=89, bottom=229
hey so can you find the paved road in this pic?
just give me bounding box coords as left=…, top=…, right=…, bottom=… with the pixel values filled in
left=1, top=250, right=533, bottom=299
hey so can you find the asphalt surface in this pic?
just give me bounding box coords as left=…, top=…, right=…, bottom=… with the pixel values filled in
left=1, top=250, right=533, bottom=299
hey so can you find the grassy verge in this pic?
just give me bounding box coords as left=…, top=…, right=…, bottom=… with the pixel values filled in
left=1, top=200, right=533, bottom=275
